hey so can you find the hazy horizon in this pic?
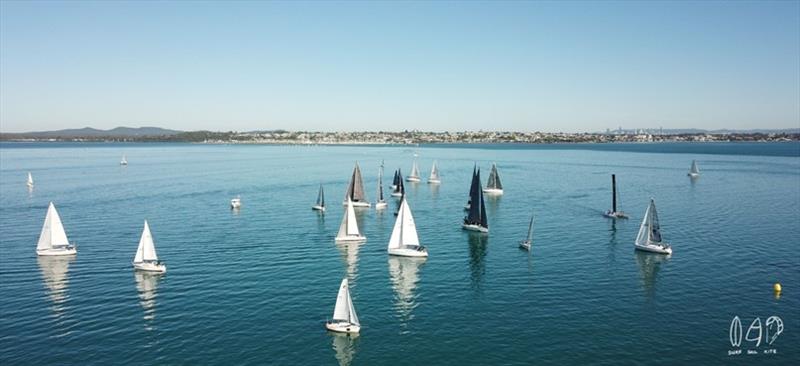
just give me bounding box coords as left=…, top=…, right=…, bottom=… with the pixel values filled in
left=1, top=1, right=798, bottom=133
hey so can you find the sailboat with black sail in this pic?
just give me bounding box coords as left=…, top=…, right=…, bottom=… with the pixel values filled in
left=519, top=214, right=534, bottom=251
left=483, top=163, right=503, bottom=195
left=343, top=163, right=370, bottom=207
left=603, top=174, right=628, bottom=219
left=464, top=165, right=477, bottom=211
left=391, top=170, right=405, bottom=198
left=313, top=184, right=326, bottom=211
left=463, top=168, right=489, bottom=233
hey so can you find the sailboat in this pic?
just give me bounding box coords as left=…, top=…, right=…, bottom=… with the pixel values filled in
left=231, top=195, right=242, bottom=209
left=391, top=170, right=405, bottom=198
left=483, top=163, right=503, bottom=195
left=375, top=163, right=388, bottom=210
left=427, top=161, right=441, bottom=184
left=387, top=197, right=428, bottom=257
left=336, top=198, right=366, bottom=242
left=343, top=163, right=370, bottom=207
left=390, top=170, right=399, bottom=190
left=463, top=168, right=489, bottom=233
left=36, top=202, right=77, bottom=256
left=133, top=220, right=167, bottom=273
left=325, top=278, right=360, bottom=334
left=313, top=184, right=326, bottom=211
left=519, top=214, right=534, bottom=251
left=688, top=160, right=700, bottom=177
left=27, top=172, right=34, bottom=188
left=120, top=155, right=128, bottom=166
left=635, top=199, right=672, bottom=255
left=464, top=165, right=477, bottom=211
left=406, top=159, right=421, bottom=182
left=603, top=174, right=628, bottom=219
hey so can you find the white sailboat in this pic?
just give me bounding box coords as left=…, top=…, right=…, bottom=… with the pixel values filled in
left=325, top=278, right=361, bottom=334
left=603, top=174, right=628, bottom=219
left=483, top=163, right=503, bottom=195
left=688, top=160, right=700, bottom=177
left=36, top=202, right=77, bottom=256
left=231, top=195, right=242, bottom=209
left=120, top=155, right=128, bottom=165
left=313, top=184, right=326, bottom=211
left=336, top=198, right=366, bottom=242
left=519, top=214, right=534, bottom=251
left=387, top=197, right=428, bottom=257
left=427, top=161, right=441, bottom=184
left=406, top=159, right=421, bottom=182
left=133, top=220, right=166, bottom=273
left=375, top=163, right=388, bottom=210
left=343, top=163, right=370, bottom=207
left=27, top=172, right=34, bottom=188
left=635, top=199, right=672, bottom=255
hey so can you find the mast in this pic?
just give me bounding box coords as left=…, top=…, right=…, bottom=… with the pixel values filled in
left=611, top=174, right=617, bottom=212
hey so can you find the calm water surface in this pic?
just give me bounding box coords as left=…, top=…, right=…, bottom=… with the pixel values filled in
left=1, top=142, right=798, bottom=365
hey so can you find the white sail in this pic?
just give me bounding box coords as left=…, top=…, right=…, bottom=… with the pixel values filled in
left=37, top=202, right=70, bottom=251
left=429, top=161, right=439, bottom=181
left=332, top=278, right=358, bottom=324
left=636, top=203, right=650, bottom=246
left=27, top=172, right=34, bottom=186
left=337, top=199, right=361, bottom=238
left=689, top=160, right=700, bottom=175
left=526, top=215, right=534, bottom=242
left=388, top=198, right=420, bottom=249
left=410, top=160, right=420, bottom=178
left=134, top=220, right=158, bottom=263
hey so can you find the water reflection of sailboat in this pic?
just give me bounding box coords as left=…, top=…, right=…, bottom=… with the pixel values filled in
left=37, top=255, right=74, bottom=317
left=634, top=251, right=669, bottom=300
left=468, top=234, right=488, bottom=292
left=388, top=256, right=426, bottom=326
left=335, top=240, right=363, bottom=281
left=134, top=271, right=163, bottom=328
left=330, top=332, right=359, bottom=366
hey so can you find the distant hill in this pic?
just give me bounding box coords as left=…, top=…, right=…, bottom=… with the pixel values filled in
left=1, top=126, right=183, bottom=139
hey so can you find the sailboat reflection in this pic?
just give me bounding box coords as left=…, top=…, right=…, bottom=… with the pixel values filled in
left=634, top=250, right=670, bottom=300
left=468, top=233, right=488, bottom=293
left=330, top=332, right=359, bottom=366
left=388, top=256, right=426, bottom=326
left=335, top=240, right=363, bottom=281
left=134, top=271, right=163, bottom=329
left=38, top=255, right=75, bottom=318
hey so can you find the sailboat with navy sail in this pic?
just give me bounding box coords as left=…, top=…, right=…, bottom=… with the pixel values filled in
left=391, top=170, right=405, bottom=198
left=407, top=159, right=421, bottom=182
left=427, top=161, right=441, bottom=184
left=376, top=163, right=388, bottom=210
left=336, top=198, right=366, bottom=242
left=36, top=202, right=77, bottom=256
left=463, top=168, right=489, bottom=233
left=635, top=199, right=672, bottom=255
left=133, top=220, right=166, bottom=273
left=387, top=197, right=428, bottom=257
left=519, top=214, right=534, bottom=251
left=688, top=160, right=700, bottom=178
left=313, top=184, right=326, bottom=211
left=483, top=163, right=503, bottom=195
left=325, top=278, right=361, bottom=334
left=603, top=174, right=628, bottom=219
left=391, top=169, right=399, bottom=190
left=343, top=163, right=370, bottom=207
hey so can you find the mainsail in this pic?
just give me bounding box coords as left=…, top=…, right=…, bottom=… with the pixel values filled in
left=526, top=215, right=534, bottom=242
left=27, top=172, right=34, bottom=187
left=410, top=160, right=420, bottom=179
left=317, top=184, right=325, bottom=207
left=37, top=202, right=70, bottom=251
left=338, top=199, right=361, bottom=238
left=466, top=164, right=477, bottom=207
left=487, top=163, right=502, bottom=190
left=636, top=199, right=663, bottom=245
left=388, top=197, right=420, bottom=250
left=332, top=278, right=359, bottom=325
left=344, top=163, right=368, bottom=203
left=134, top=220, right=158, bottom=263
left=429, top=161, right=440, bottom=181
left=465, top=169, right=487, bottom=228
left=690, top=160, right=700, bottom=175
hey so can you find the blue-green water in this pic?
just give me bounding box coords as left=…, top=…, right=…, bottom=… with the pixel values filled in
left=1, top=142, right=798, bottom=365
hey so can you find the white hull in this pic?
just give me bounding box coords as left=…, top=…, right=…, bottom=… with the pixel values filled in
left=133, top=261, right=167, bottom=273
left=312, top=205, right=326, bottom=211
left=519, top=240, right=531, bottom=251
left=688, top=173, right=699, bottom=178
left=635, top=242, right=672, bottom=255
left=37, top=246, right=76, bottom=256
left=375, top=201, right=387, bottom=209
left=483, top=188, right=503, bottom=195
left=406, top=177, right=420, bottom=182
left=342, top=201, right=370, bottom=208
left=335, top=235, right=366, bottom=243
left=604, top=210, right=628, bottom=219
left=326, top=321, right=360, bottom=334
left=231, top=200, right=241, bottom=209
left=462, top=223, right=488, bottom=233
left=390, top=192, right=403, bottom=197
left=427, top=179, right=441, bottom=184
left=388, top=246, right=428, bottom=257
left=463, top=204, right=470, bottom=211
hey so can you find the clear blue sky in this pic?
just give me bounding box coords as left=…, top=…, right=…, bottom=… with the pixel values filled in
left=1, top=0, right=798, bottom=133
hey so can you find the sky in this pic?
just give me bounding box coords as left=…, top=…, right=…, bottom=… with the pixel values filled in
left=1, top=0, right=798, bottom=133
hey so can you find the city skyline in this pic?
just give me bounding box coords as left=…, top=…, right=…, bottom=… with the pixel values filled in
left=1, top=1, right=799, bottom=133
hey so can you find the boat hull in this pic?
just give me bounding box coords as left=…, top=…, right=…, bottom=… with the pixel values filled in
left=462, top=224, right=488, bottom=233
left=603, top=210, right=628, bottom=219
left=390, top=192, right=403, bottom=197
left=688, top=173, right=699, bottom=178
left=312, top=205, right=326, bottom=211
left=342, top=201, right=370, bottom=208
left=326, top=321, right=360, bottom=334
left=37, top=246, right=77, bottom=256
left=133, top=261, right=167, bottom=273
left=388, top=246, right=428, bottom=258
left=427, top=179, right=441, bottom=184
left=483, top=188, right=503, bottom=195
left=519, top=240, right=531, bottom=251
left=406, top=177, right=420, bottom=182
left=635, top=242, right=672, bottom=255
left=335, top=235, right=366, bottom=243
left=375, top=201, right=388, bottom=209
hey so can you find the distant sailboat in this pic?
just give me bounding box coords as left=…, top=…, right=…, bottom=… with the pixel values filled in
left=390, top=169, right=399, bottom=190
left=36, top=202, right=77, bottom=256
left=688, top=160, right=700, bottom=177
left=336, top=198, right=366, bottom=242
left=313, top=185, right=326, bottom=211
left=133, top=220, right=166, bottom=273
left=427, top=161, right=441, bottom=184
left=27, top=172, right=34, bottom=188
left=519, top=214, right=534, bottom=251
left=406, top=159, right=421, bottom=182
left=387, top=197, right=428, bottom=257
left=603, top=174, right=628, bottom=219
left=635, top=199, right=672, bottom=255
left=231, top=195, right=242, bottom=209
left=483, top=163, right=503, bottom=195
left=464, top=164, right=477, bottom=211
left=120, top=155, right=128, bottom=166
left=325, top=278, right=360, bottom=334
left=375, top=163, right=388, bottom=210
left=391, top=170, right=405, bottom=198
left=343, top=163, right=370, bottom=207
left=463, top=168, right=489, bottom=233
